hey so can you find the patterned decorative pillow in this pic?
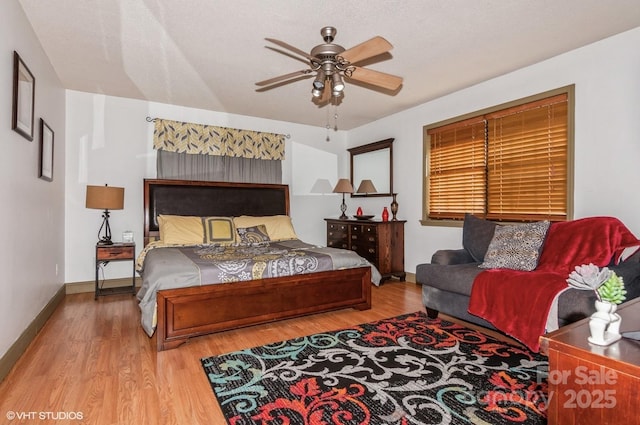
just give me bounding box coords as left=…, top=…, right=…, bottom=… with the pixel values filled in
left=233, top=215, right=298, bottom=241
left=479, top=221, right=551, bottom=271
left=202, top=217, right=236, bottom=245
left=237, top=225, right=271, bottom=244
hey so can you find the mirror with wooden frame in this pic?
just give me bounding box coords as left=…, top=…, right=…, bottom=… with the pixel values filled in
left=348, top=138, right=393, bottom=197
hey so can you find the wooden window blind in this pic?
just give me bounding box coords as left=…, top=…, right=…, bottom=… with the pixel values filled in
left=486, top=94, right=568, bottom=221
left=425, top=90, right=570, bottom=222
left=428, top=117, right=486, bottom=220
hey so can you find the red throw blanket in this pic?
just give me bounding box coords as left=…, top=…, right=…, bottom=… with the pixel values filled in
left=468, top=217, right=639, bottom=352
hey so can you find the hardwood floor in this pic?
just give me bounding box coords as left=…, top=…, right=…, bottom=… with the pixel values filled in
left=0, top=281, right=434, bottom=424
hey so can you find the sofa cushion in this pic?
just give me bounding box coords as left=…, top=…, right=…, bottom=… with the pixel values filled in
left=462, top=214, right=497, bottom=262
left=480, top=220, right=550, bottom=271
left=431, top=249, right=475, bottom=265
left=416, top=262, right=484, bottom=296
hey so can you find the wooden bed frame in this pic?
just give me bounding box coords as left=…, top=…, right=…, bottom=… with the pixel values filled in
left=143, top=179, right=372, bottom=351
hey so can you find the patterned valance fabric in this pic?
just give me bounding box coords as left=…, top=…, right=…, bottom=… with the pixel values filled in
left=153, top=118, right=285, bottom=160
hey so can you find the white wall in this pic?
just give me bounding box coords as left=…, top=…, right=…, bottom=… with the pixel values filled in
left=65, top=27, right=640, bottom=283
left=64, top=93, right=349, bottom=282
left=0, top=0, right=65, bottom=357
left=4, top=0, right=640, bottom=362
left=347, top=27, right=640, bottom=274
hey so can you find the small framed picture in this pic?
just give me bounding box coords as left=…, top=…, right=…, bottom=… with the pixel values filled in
left=39, top=119, right=54, bottom=181
left=12, top=51, right=36, bottom=141
left=122, top=231, right=134, bottom=243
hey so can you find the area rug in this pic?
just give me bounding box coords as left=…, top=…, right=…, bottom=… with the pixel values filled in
left=201, top=311, right=548, bottom=424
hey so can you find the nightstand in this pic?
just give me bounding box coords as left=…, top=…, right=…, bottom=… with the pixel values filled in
left=95, top=242, right=136, bottom=299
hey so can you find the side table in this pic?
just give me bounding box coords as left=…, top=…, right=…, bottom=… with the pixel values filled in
left=539, top=297, right=640, bottom=424
left=95, top=242, right=136, bottom=299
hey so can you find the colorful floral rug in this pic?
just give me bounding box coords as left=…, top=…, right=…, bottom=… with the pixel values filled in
left=201, top=312, right=549, bottom=424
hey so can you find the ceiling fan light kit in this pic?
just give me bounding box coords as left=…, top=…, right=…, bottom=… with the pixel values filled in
left=258, top=26, right=403, bottom=104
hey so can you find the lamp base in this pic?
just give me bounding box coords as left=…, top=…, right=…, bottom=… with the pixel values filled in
left=97, top=209, right=114, bottom=245
left=339, top=193, right=348, bottom=219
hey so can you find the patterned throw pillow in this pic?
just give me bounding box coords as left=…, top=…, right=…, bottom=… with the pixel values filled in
left=479, top=221, right=550, bottom=271
left=233, top=215, right=298, bottom=241
left=237, top=225, right=271, bottom=244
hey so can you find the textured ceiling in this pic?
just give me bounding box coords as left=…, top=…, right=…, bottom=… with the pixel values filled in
left=18, top=0, right=640, bottom=129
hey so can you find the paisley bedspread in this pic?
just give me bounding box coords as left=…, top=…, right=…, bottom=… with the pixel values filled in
left=136, top=239, right=381, bottom=336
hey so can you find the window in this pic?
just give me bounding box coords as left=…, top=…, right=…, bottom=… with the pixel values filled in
left=423, top=86, right=573, bottom=224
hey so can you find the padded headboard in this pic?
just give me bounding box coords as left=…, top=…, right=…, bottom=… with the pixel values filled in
left=143, top=179, right=290, bottom=245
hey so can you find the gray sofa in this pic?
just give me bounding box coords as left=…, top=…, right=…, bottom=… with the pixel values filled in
left=417, top=214, right=640, bottom=330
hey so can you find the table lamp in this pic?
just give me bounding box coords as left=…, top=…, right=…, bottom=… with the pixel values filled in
left=356, top=179, right=377, bottom=195
left=332, top=179, right=353, bottom=219
left=310, top=178, right=333, bottom=194
left=86, top=184, right=125, bottom=245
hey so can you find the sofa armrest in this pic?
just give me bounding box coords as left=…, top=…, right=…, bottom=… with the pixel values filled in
left=621, top=248, right=640, bottom=263
left=431, top=249, right=476, bottom=265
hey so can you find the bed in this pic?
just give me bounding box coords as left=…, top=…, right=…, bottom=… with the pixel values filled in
left=139, top=179, right=375, bottom=351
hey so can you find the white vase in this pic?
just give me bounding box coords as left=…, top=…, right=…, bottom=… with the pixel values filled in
left=588, top=300, right=622, bottom=345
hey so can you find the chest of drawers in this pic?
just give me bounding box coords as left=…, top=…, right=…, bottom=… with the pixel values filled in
left=325, top=218, right=405, bottom=282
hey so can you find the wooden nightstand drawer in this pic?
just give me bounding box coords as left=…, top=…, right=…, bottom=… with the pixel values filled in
left=97, top=245, right=134, bottom=260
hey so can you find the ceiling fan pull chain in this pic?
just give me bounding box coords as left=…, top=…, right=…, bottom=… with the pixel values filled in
left=325, top=106, right=331, bottom=142
left=333, top=103, right=339, bottom=132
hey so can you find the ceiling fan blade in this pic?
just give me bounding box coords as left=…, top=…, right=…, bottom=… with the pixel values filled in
left=340, top=36, right=393, bottom=64
left=265, top=38, right=318, bottom=62
left=256, top=69, right=312, bottom=86
left=265, top=46, right=309, bottom=65
left=347, top=66, right=403, bottom=91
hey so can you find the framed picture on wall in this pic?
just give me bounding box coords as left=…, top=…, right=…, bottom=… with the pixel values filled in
left=12, top=51, right=36, bottom=141
left=39, top=119, right=54, bottom=181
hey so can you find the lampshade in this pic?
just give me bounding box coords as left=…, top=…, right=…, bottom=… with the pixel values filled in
left=333, top=178, right=354, bottom=194
left=310, top=178, right=333, bottom=194
left=86, top=185, right=125, bottom=210
left=356, top=179, right=377, bottom=195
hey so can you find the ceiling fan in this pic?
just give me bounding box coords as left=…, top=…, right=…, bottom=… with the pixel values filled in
left=256, top=26, right=403, bottom=103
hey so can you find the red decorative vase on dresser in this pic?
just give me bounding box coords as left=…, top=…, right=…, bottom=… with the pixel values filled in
left=382, top=207, right=389, bottom=221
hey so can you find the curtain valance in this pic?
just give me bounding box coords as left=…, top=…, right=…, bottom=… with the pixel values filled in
left=153, top=118, right=285, bottom=160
